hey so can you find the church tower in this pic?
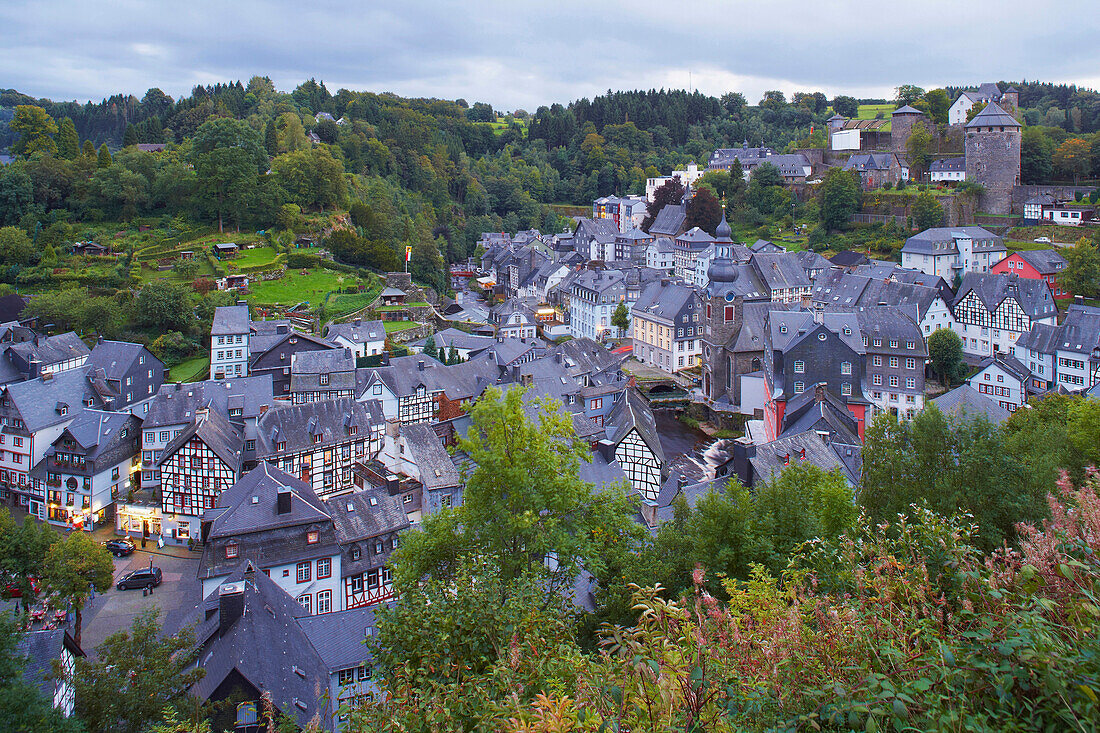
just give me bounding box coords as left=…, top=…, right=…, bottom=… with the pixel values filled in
left=701, top=211, right=742, bottom=403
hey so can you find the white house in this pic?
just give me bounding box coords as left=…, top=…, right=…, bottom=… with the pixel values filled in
left=568, top=269, right=629, bottom=342
left=646, top=238, right=675, bottom=274
left=929, top=157, right=966, bottom=182
left=34, top=410, right=140, bottom=531
left=210, top=305, right=250, bottom=380
left=645, top=162, right=704, bottom=202
left=901, top=227, right=1007, bottom=279
left=967, top=354, right=1030, bottom=412
left=323, top=319, right=386, bottom=359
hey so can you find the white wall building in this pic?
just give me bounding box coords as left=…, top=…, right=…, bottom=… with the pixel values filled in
left=210, top=305, right=250, bottom=379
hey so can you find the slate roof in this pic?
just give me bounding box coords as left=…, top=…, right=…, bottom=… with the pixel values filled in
left=211, top=305, right=249, bottom=335
left=9, top=332, right=90, bottom=368
left=297, top=604, right=378, bottom=673
left=631, top=280, right=697, bottom=324
left=34, top=410, right=139, bottom=477
left=3, top=368, right=104, bottom=433
left=892, top=105, right=925, bottom=116
left=16, top=628, right=81, bottom=701
left=1056, top=304, right=1100, bottom=357
left=329, top=484, right=409, bottom=549
left=401, top=424, right=462, bottom=490
left=290, top=349, right=357, bottom=393
left=953, top=272, right=1057, bottom=320
left=749, top=429, right=861, bottom=487
left=932, top=386, right=1011, bottom=424
left=1012, top=249, right=1066, bottom=274
left=829, top=250, right=869, bottom=268
left=178, top=564, right=331, bottom=730
left=324, top=319, right=385, bottom=345
left=813, top=270, right=942, bottom=322
left=379, top=287, right=406, bottom=298
left=605, top=387, right=666, bottom=465
left=1015, top=321, right=1062, bottom=355
left=256, top=398, right=381, bottom=458
left=648, top=204, right=686, bottom=237
left=977, top=353, right=1030, bottom=384
left=155, top=407, right=243, bottom=472
left=965, top=101, right=1020, bottom=128
left=88, top=339, right=158, bottom=382
left=650, top=474, right=727, bottom=526
left=930, top=156, right=966, bottom=172
left=410, top=328, right=496, bottom=354
left=204, top=464, right=328, bottom=539
left=902, top=226, right=1004, bottom=256
left=844, top=152, right=898, bottom=172
left=752, top=252, right=812, bottom=292
left=144, top=375, right=274, bottom=429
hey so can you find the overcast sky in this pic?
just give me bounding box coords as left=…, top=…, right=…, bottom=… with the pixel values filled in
left=2, top=1, right=1098, bottom=110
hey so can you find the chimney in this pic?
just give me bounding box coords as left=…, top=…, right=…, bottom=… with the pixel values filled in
left=276, top=489, right=292, bottom=515
left=677, top=473, right=687, bottom=492
left=175, top=381, right=182, bottom=391
left=196, top=406, right=209, bottom=421
left=381, top=353, right=390, bottom=366
left=813, top=302, right=825, bottom=324
left=354, top=318, right=362, bottom=326
left=218, top=582, right=245, bottom=635
left=417, top=360, right=425, bottom=372
left=344, top=347, right=352, bottom=359
left=1075, top=295, right=1085, bottom=306
left=236, top=300, right=247, bottom=307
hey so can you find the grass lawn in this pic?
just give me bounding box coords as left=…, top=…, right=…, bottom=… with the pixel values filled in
left=383, top=320, right=419, bottom=333
left=226, top=246, right=279, bottom=268
left=856, top=103, right=893, bottom=132
left=168, top=355, right=210, bottom=383
left=1007, top=240, right=1058, bottom=251
left=248, top=269, right=358, bottom=307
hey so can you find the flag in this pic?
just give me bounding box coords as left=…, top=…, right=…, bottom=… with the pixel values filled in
left=405, top=245, right=412, bottom=262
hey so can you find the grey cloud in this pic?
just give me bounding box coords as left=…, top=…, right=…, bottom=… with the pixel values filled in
left=1, top=0, right=1098, bottom=109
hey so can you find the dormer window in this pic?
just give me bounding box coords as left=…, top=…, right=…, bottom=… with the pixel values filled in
left=276, top=441, right=287, bottom=452
left=320, top=374, right=329, bottom=386
left=225, top=541, right=239, bottom=559
left=229, top=408, right=242, bottom=417
left=312, top=433, right=323, bottom=444
left=350, top=546, right=361, bottom=561
left=307, top=530, right=319, bottom=544
left=347, top=425, right=357, bottom=435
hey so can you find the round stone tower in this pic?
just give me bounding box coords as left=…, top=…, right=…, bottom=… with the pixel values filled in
left=964, top=102, right=1021, bottom=215
left=1000, top=86, right=1020, bottom=113
left=890, top=105, right=930, bottom=155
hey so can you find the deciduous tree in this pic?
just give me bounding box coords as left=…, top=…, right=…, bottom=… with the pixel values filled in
left=1053, top=138, right=1091, bottom=183
left=10, top=105, right=58, bottom=157
left=927, top=327, right=966, bottom=386
left=1060, top=237, right=1100, bottom=297
left=818, top=167, right=860, bottom=231
left=66, top=608, right=205, bottom=733
left=912, top=190, right=944, bottom=230
left=611, top=301, right=630, bottom=336
left=41, top=530, right=114, bottom=646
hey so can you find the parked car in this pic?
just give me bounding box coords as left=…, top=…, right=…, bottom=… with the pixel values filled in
left=1034, top=237, right=1052, bottom=243
left=103, top=539, right=135, bottom=557
left=116, top=567, right=162, bottom=591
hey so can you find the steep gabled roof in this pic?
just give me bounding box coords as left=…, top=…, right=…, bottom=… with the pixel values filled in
left=156, top=406, right=243, bottom=471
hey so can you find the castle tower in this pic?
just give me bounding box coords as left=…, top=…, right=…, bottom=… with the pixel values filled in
left=964, top=102, right=1021, bottom=216
left=1000, top=86, right=1020, bottom=113
left=890, top=105, right=930, bottom=155
left=701, top=213, right=743, bottom=403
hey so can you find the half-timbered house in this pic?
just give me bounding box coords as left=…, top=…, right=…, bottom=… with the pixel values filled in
left=156, top=406, right=244, bottom=543
left=951, top=272, right=1058, bottom=357
left=331, top=482, right=408, bottom=610
left=256, top=398, right=385, bottom=498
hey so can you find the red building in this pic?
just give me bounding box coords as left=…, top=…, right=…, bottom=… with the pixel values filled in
left=991, top=249, right=1071, bottom=299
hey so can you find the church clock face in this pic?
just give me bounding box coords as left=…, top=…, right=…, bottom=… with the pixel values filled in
left=725, top=293, right=735, bottom=302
